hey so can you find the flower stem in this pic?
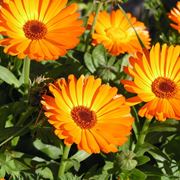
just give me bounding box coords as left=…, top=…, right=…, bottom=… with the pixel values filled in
left=23, top=56, right=31, bottom=93
left=58, top=145, right=71, bottom=179
left=84, top=1, right=103, bottom=52
left=132, top=106, right=140, bottom=141
left=135, top=118, right=151, bottom=152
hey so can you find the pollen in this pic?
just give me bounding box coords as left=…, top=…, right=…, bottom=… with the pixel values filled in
left=71, top=106, right=97, bottom=129
left=23, top=20, right=47, bottom=40
left=151, top=77, right=177, bottom=98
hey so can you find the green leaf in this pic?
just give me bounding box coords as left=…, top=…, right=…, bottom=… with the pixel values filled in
left=92, top=45, right=107, bottom=67
left=70, top=150, right=90, bottom=162
left=0, top=65, right=21, bottom=88
left=107, top=56, right=116, bottom=66
left=103, top=161, right=114, bottom=172
left=121, top=159, right=137, bottom=171
left=0, top=167, right=5, bottom=178
left=67, top=159, right=80, bottom=172
left=0, top=152, right=29, bottom=178
left=148, top=144, right=170, bottom=161
left=136, top=143, right=154, bottom=156
left=33, top=139, right=62, bottom=159
left=6, top=159, right=28, bottom=171
left=36, top=167, right=53, bottom=180
left=84, top=52, right=96, bottom=73
left=136, top=155, right=150, bottom=166
left=130, top=168, right=147, bottom=180
left=164, top=135, right=180, bottom=161
left=66, top=150, right=91, bottom=171
left=148, top=125, right=177, bottom=132
left=117, top=151, right=137, bottom=171
left=60, top=172, right=82, bottom=180
left=96, top=67, right=116, bottom=82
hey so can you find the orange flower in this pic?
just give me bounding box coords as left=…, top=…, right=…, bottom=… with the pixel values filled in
left=88, top=10, right=151, bottom=56
left=0, top=0, right=8, bottom=6
left=0, top=0, right=84, bottom=61
left=41, top=75, right=133, bottom=154
left=168, top=2, right=180, bottom=32
left=121, top=43, right=180, bottom=121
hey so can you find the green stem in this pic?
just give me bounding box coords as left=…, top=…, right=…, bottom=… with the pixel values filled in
left=135, top=118, right=151, bottom=152
left=132, top=106, right=140, bottom=141
left=0, top=119, right=34, bottom=147
left=23, top=56, right=30, bottom=89
left=58, top=145, right=71, bottom=179
left=84, top=1, right=103, bottom=52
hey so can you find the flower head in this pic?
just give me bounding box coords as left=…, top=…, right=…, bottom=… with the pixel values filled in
left=121, top=43, right=180, bottom=121
left=41, top=75, right=133, bottom=154
left=168, top=2, right=180, bottom=32
left=0, top=0, right=84, bottom=61
left=88, top=10, right=151, bottom=56
left=0, top=0, right=7, bottom=6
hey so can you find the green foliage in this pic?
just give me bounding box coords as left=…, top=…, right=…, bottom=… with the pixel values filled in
left=84, top=45, right=128, bottom=82
left=0, top=0, right=179, bottom=180
left=33, top=139, right=63, bottom=159
left=0, top=65, right=21, bottom=88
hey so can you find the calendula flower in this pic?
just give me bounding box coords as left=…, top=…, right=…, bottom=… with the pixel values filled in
left=121, top=43, right=180, bottom=121
left=88, top=10, right=150, bottom=56
left=168, top=2, right=180, bottom=32
left=0, top=0, right=84, bottom=61
left=0, top=0, right=8, bottom=7
left=41, top=75, right=133, bottom=154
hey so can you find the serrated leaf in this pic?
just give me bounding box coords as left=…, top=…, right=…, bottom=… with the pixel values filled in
left=36, top=167, right=53, bottom=180
left=33, top=139, right=62, bottom=159
left=0, top=65, right=21, bottom=88
left=84, top=52, right=96, bottom=73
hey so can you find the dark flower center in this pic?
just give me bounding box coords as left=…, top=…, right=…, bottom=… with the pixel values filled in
left=71, top=106, right=97, bottom=129
left=23, top=20, right=47, bottom=40
left=151, top=77, right=177, bottom=98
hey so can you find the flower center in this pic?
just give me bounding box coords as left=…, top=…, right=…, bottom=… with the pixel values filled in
left=105, top=27, right=127, bottom=41
left=71, top=106, right=97, bottom=129
left=151, top=77, right=177, bottom=98
left=23, top=20, right=47, bottom=40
